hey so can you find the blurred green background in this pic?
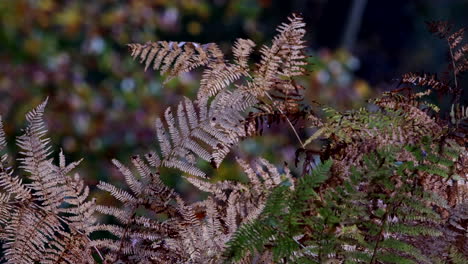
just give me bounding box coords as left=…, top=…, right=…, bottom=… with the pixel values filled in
left=0, top=0, right=466, bottom=201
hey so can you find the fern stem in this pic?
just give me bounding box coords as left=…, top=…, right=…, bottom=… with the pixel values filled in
left=369, top=213, right=387, bottom=264
left=56, top=214, right=104, bottom=261
left=293, top=236, right=315, bottom=258
left=265, top=93, right=305, bottom=148
left=447, top=39, right=460, bottom=105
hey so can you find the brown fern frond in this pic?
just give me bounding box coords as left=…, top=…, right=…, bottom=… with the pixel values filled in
left=112, top=15, right=311, bottom=262
left=233, top=38, right=256, bottom=69
left=197, top=63, right=246, bottom=99
left=423, top=21, right=467, bottom=105
left=448, top=28, right=465, bottom=49
left=446, top=26, right=468, bottom=76
left=127, top=41, right=224, bottom=80
left=242, top=76, right=311, bottom=137
left=16, top=99, right=65, bottom=212
left=126, top=15, right=309, bottom=179
left=0, top=101, right=96, bottom=263
left=179, top=158, right=291, bottom=261
left=0, top=117, right=5, bottom=152
left=426, top=20, right=453, bottom=39
left=95, top=148, right=292, bottom=263
left=0, top=119, right=32, bottom=203
left=195, top=39, right=256, bottom=100
left=250, top=13, right=307, bottom=97
left=93, top=155, right=180, bottom=261
left=4, top=207, right=64, bottom=263
left=150, top=96, right=249, bottom=177
left=401, top=72, right=452, bottom=92
left=43, top=231, right=95, bottom=264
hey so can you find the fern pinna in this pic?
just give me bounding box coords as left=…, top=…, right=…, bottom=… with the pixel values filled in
left=0, top=14, right=466, bottom=264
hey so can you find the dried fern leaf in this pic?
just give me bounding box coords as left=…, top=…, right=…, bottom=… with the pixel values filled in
left=197, top=63, right=246, bottom=100
left=0, top=117, right=31, bottom=201
left=233, top=38, right=256, bottom=69
left=93, top=156, right=185, bottom=262
left=401, top=72, right=452, bottom=92
left=425, top=21, right=468, bottom=95
left=250, top=13, right=307, bottom=97
left=150, top=95, right=249, bottom=177
left=0, top=101, right=96, bottom=263
left=127, top=41, right=223, bottom=80
left=426, top=20, right=453, bottom=39
left=0, top=116, right=5, bottom=152
left=194, top=39, right=257, bottom=100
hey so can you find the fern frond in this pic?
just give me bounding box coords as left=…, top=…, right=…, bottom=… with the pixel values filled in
left=0, top=101, right=97, bottom=263
left=198, top=63, right=246, bottom=99
left=401, top=72, right=452, bottom=92
left=0, top=117, right=5, bottom=152
left=93, top=155, right=181, bottom=262
left=233, top=38, right=256, bottom=69
left=128, top=41, right=224, bottom=80
left=250, top=13, right=307, bottom=97
left=225, top=160, right=332, bottom=262
left=423, top=21, right=467, bottom=104
left=0, top=159, right=31, bottom=203
left=150, top=95, right=250, bottom=177
left=16, top=99, right=63, bottom=211
left=226, top=142, right=464, bottom=263
left=446, top=27, right=468, bottom=75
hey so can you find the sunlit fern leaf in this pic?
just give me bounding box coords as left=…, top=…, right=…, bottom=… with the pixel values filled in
left=127, top=15, right=309, bottom=181
left=0, top=117, right=5, bottom=152
left=195, top=38, right=256, bottom=100
left=0, top=119, right=31, bottom=203
left=127, top=41, right=224, bottom=80
left=249, top=13, right=307, bottom=97
left=423, top=21, right=467, bottom=105
left=232, top=38, right=256, bottom=69
left=150, top=95, right=251, bottom=177
left=16, top=100, right=59, bottom=208
left=129, top=14, right=308, bottom=103
left=0, top=101, right=96, bottom=264
left=198, top=62, right=247, bottom=100
left=93, top=155, right=180, bottom=262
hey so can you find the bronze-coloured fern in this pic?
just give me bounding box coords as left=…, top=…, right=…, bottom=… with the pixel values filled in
left=402, top=21, right=467, bottom=105
left=0, top=14, right=466, bottom=264
left=0, top=100, right=97, bottom=263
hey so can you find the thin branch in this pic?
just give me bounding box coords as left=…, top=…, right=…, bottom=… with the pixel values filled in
left=447, top=39, right=461, bottom=105
left=369, top=214, right=387, bottom=264
left=265, top=93, right=305, bottom=148
left=293, top=236, right=316, bottom=259
left=56, top=214, right=104, bottom=261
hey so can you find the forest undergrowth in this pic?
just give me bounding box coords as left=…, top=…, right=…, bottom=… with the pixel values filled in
left=0, top=14, right=466, bottom=264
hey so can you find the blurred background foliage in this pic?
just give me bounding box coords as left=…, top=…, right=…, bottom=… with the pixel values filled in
left=0, top=0, right=467, bottom=202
